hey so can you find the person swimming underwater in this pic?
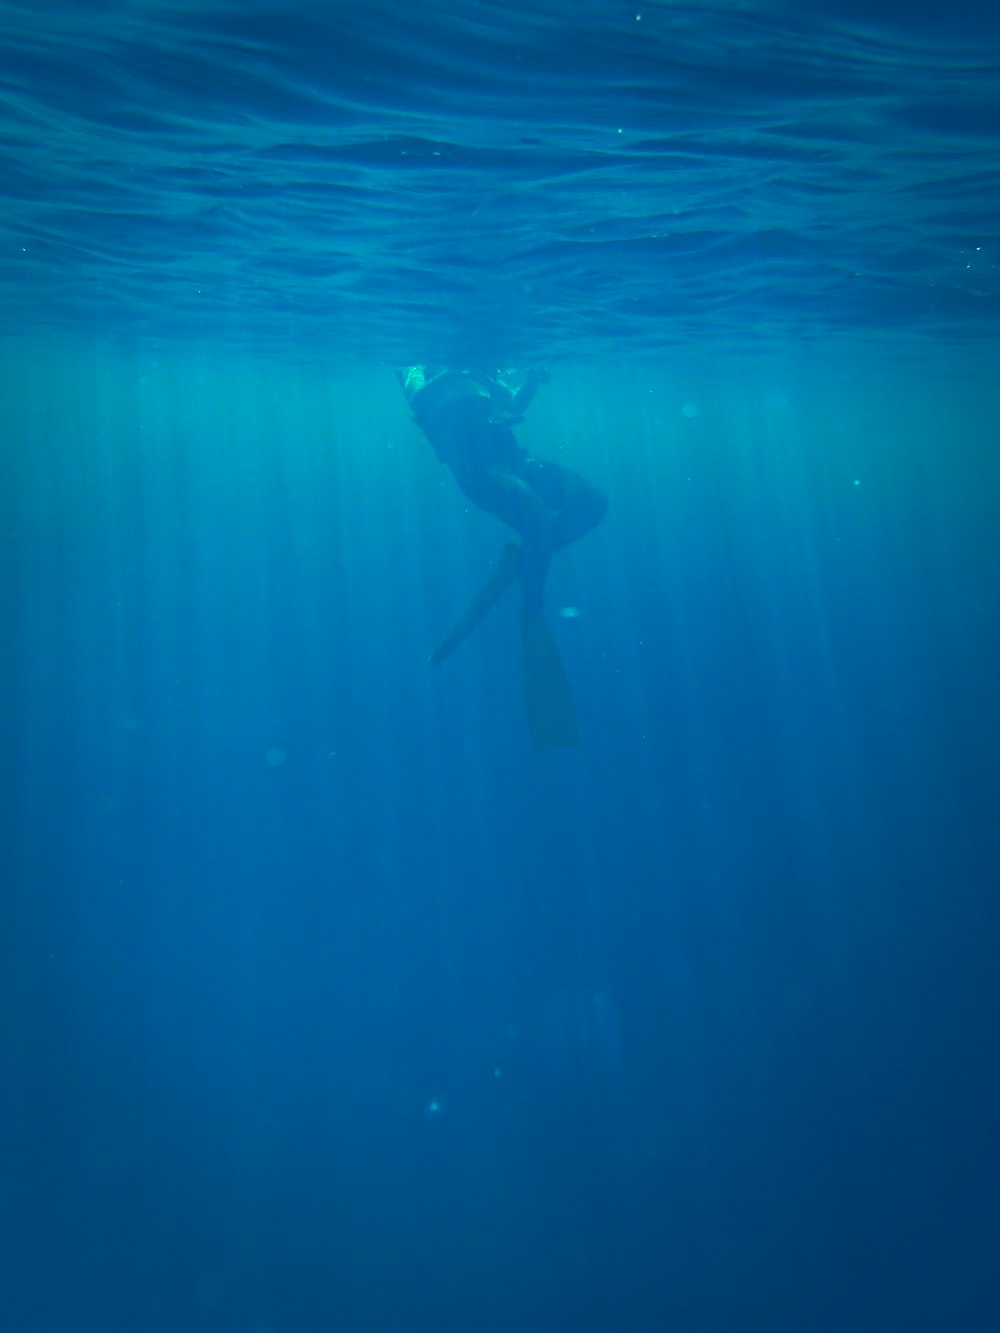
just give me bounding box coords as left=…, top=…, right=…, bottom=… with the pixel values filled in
left=398, top=365, right=607, bottom=748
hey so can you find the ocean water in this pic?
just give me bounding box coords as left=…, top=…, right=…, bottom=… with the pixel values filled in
left=2, top=3, right=999, bottom=1332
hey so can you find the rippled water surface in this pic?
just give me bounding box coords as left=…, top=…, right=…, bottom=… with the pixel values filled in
left=2, top=0, right=999, bottom=358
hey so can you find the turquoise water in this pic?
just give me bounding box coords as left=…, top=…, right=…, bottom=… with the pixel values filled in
left=3, top=4, right=1000, bottom=1332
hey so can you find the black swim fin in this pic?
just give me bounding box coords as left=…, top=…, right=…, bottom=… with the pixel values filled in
left=429, top=542, right=521, bottom=665
left=520, top=607, right=580, bottom=750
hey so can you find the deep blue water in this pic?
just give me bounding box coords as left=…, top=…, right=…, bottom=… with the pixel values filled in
left=3, top=4, right=1000, bottom=1332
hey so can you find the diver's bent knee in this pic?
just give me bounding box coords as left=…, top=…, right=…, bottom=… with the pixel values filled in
left=585, top=486, right=609, bottom=533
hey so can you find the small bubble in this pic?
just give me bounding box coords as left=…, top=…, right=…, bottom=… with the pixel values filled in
left=681, top=402, right=699, bottom=418
left=265, top=745, right=287, bottom=767
left=558, top=605, right=581, bottom=619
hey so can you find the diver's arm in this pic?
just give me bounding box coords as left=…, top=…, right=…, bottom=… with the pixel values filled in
left=508, top=366, right=550, bottom=415
left=397, top=364, right=450, bottom=406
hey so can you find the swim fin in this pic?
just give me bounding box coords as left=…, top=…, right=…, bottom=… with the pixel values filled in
left=429, top=542, right=521, bottom=665
left=520, top=606, right=580, bottom=750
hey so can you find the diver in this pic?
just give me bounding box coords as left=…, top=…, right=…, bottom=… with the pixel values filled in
left=398, top=365, right=607, bottom=748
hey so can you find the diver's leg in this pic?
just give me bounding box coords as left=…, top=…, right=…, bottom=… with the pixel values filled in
left=428, top=542, right=521, bottom=665
left=454, top=463, right=583, bottom=747
left=521, top=460, right=608, bottom=551
left=467, top=465, right=554, bottom=614
left=517, top=504, right=551, bottom=614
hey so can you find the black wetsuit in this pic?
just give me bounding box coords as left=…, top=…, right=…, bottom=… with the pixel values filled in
left=402, top=367, right=607, bottom=613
